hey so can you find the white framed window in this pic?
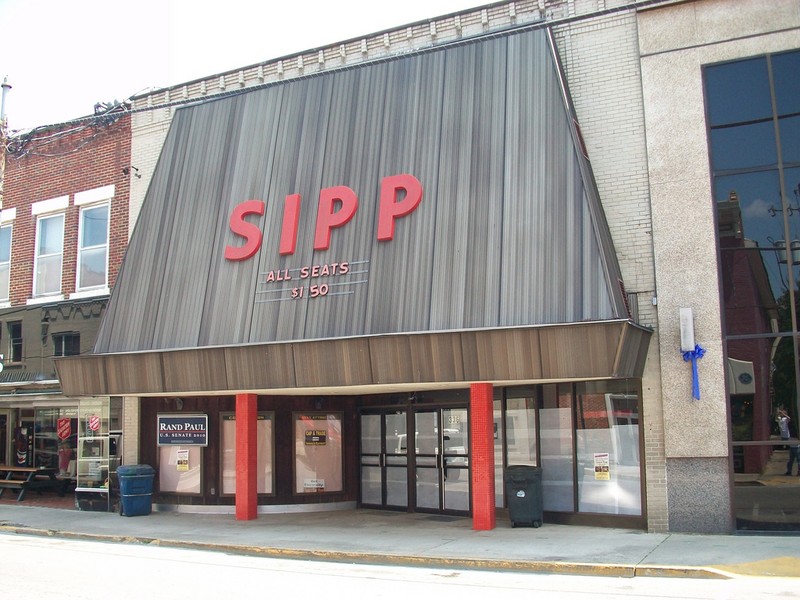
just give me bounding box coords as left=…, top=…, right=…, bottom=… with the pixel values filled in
left=73, top=185, right=113, bottom=295
left=34, top=212, right=65, bottom=297
left=0, top=223, right=12, bottom=302
left=77, top=202, right=109, bottom=291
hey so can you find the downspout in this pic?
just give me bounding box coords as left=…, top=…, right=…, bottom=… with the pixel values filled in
left=0, top=76, right=12, bottom=210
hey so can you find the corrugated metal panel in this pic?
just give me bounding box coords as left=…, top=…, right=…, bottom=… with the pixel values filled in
left=203, top=90, right=287, bottom=346
left=95, top=27, right=627, bottom=354
left=61, top=322, right=652, bottom=397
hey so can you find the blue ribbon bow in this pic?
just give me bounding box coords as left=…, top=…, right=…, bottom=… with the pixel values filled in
left=682, top=344, right=706, bottom=400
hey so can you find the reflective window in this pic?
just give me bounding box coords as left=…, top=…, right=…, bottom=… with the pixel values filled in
left=539, top=384, right=575, bottom=513
left=34, top=407, right=78, bottom=473
left=505, top=396, right=537, bottom=466
left=78, top=203, right=109, bottom=290
left=221, top=413, right=273, bottom=495
left=772, top=51, right=800, bottom=116
left=780, top=116, right=800, bottom=164
left=575, top=381, right=641, bottom=516
left=0, top=224, right=10, bottom=301
left=708, top=50, right=800, bottom=532
left=501, top=382, right=643, bottom=519
left=705, top=57, right=771, bottom=126
left=34, top=213, right=64, bottom=296
left=710, top=121, right=776, bottom=171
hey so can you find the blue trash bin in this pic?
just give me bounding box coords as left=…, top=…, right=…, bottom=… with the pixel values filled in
left=117, top=464, right=155, bottom=516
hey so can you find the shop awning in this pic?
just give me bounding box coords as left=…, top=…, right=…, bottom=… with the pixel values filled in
left=56, top=320, right=651, bottom=397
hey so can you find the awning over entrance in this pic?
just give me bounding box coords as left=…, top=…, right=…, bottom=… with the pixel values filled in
left=56, top=320, right=650, bottom=397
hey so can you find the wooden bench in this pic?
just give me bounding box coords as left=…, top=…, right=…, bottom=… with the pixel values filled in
left=0, top=478, right=25, bottom=493
left=0, top=466, right=66, bottom=502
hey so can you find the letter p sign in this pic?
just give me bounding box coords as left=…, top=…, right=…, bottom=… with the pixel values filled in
left=377, top=174, right=423, bottom=241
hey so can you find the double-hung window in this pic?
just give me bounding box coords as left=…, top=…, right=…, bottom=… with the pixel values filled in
left=53, top=332, right=80, bottom=357
left=77, top=203, right=109, bottom=290
left=0, top=219, right=12, bottom=302
left=34, top=212, right=65, bottom=297
left=7, top=321, right=22, bottom=363
left=75, top=185, right=112, bottom=293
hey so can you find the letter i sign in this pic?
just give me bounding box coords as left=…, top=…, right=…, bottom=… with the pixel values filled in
left=88, top=415, right=100, bottom=432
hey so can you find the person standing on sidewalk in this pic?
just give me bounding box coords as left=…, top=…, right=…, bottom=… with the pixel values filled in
left=778, top=408, right=791, bottom=441
left=785, top=440, right=799, bottom=476
left=777, top=408, right=799, bottom=476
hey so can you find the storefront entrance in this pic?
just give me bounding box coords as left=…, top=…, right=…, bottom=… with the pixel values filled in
left=359, top=407, right=470, bottom=515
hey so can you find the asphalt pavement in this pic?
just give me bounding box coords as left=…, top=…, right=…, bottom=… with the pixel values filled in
left=0, top=504, right=798, bottom=579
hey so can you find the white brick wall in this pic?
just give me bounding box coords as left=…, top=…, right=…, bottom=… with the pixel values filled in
left=122, top=396, right=140, bottom=465
left=554, top=11, right=666, bottom=532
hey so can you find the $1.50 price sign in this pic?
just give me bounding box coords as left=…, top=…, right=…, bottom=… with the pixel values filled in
left=290, top=284, right=329, bottom=299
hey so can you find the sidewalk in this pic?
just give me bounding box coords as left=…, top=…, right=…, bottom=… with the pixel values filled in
left=1, top=503, right=799, bottom=579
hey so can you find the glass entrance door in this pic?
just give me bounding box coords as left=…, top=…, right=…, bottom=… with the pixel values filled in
left=360, top=406, right=470, bottom=514
left=415, top=408, right=470, bottom=514
left=359, top=411, right=408, bottom=509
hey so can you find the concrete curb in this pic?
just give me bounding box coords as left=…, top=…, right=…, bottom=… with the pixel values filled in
left=0, top=524, right=734, bottom=580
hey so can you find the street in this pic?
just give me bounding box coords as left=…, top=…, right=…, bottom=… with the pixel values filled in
left=1, top=533, right=797, bottom=599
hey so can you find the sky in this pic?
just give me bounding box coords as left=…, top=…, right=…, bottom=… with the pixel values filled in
left=0, top=0, right=489, bottom=133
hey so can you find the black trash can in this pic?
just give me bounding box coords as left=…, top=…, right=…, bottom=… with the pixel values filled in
left=505, top=465, right=543, bottom=528
left=117, top=464, right=155, bottom=517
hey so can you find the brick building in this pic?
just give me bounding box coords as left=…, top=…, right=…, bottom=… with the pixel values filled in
left=0, top=109, right=130, bottom=486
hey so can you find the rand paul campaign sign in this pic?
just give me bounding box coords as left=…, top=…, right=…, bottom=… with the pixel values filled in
left=157, top=415, right=209, bottom=446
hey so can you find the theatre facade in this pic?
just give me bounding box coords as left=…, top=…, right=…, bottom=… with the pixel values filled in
left=56, top=24, right=650, bottom=529
left=55, top=0, right=800, bottom=534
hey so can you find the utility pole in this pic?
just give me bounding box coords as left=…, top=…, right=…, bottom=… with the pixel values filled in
left=0, top=76, right=11, bottom=211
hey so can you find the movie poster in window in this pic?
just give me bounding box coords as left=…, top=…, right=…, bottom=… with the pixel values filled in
left=294, top=413, right=342, bottom=494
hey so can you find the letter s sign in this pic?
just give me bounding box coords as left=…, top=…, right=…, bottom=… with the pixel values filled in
left=224, top=200, right=266, bottom=261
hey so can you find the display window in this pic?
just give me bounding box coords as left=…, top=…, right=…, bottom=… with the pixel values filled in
left=158, top=446, right=202, bottom=494
left=293, top=412, right=343, bottom=494
left=575, top=381, right=642, bottom=516
left=500, top=382, right=643, bottom=519
left=157, top=413, right=207, bottom=494
left=34, top=407, right=78, bottom=474
left=75, top=397, right=122, bottom=497
left=220, top=412, right=274, bottom=495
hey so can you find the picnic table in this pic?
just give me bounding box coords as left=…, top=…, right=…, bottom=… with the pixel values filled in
left=0, top=465, right=66, bottom=501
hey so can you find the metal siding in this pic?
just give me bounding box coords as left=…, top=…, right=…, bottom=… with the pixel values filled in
left=254, top=76, right=336, bottom=342
left=362, top=52, right=445, bottom=335
left=501, top=30, right=557, bottom=325
left=304, top=65, right=390, bottom=339
left=95, top=27, right=625, bottom=355
left=202, top=89, right=287, bottom=346
left=153, top=102, right=239, bottom=348
left=430, top=39, right=507, bottom=331
left=463, top=40, right=508, bottom=328
left=95, top=111, right=194, bottom=352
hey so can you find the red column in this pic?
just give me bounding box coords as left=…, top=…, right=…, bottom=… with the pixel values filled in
left=470, top=382, right=495, bottom=531
left=235, top=393, right=258, bottom=520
